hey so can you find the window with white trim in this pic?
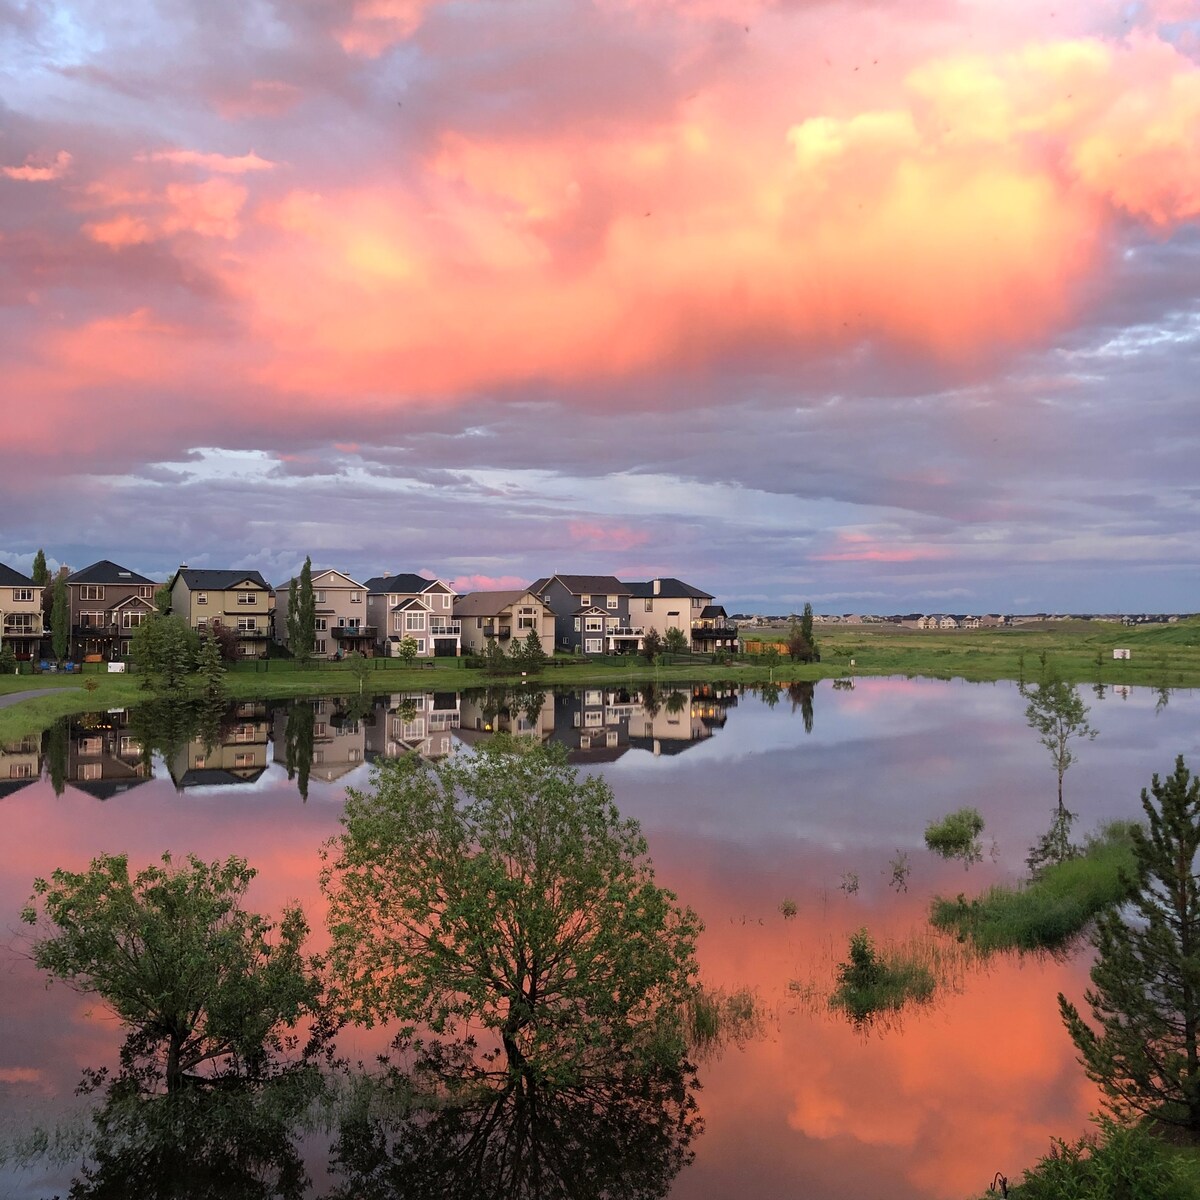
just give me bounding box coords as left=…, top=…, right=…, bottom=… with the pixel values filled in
left=606, top=595, right=618, bottom=609
left=121, top=611, right=144, bottom=628
left=237, top=592, right=256, bottom=605
left=315, top=639, right=327, bottom=655
left=316, top=618, right=327, bottom=631
left=315, top=590, right=326, bottom=603
left=197, top=593, right=207, bottom=604
left=405, top=612, right=425, bottom=631
left=237, top=616, right=257, bottom=632
left=580, top=594, right=591, bottom=606
left=12, top=588, right=33, bottom=603
left=81, top=585, right=104, bottom=600
left=585, top=617, right=603, bottom=632
left=644, top=599, right=653, bottom=612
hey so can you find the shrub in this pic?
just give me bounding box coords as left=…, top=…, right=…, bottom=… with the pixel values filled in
left=831, top=928, right=935, bottom=1025
left=924, top=807, right=985, bottom=863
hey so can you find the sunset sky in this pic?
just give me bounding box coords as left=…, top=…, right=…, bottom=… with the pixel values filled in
left=2, top=0, right=1198, bottom=612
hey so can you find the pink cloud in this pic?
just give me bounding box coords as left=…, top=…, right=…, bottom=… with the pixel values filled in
left=334, top=0, right=437, bottom=56
left=451, top=574, right=530, bottom=593
left=138, top=148, right=278, bottom=174
left=568, top=521, right=652, bottom=551
left=2, top=150, right=71, bottom=181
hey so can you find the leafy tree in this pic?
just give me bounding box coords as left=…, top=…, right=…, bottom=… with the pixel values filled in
left=206, top=621, right=240, bottom=662
left=51, top=572, right=70, bottom=662
left=785, top=615, right=816, bottom=663
left=129, top=616, right=199, bottom=694
left=196, top=629, right=228, bottom=704
left=395, top=636, right=419, bottom=667
left=31, top=548, right=49, bottom=587
left=321, top=740, right=702, bottom=1083
left=481, top=636, right=508, bottom=676
left=0, top=642, right=15, bottom=674
left=153, top=584, right=172, bottom=616
left=287, top=559, right=316, bottom=663
left=801, top=602, right=818, bottom=657
left=641, top=629, right=663, bottom=663
left=663, top=627, right=688, bottom=657
left=22, top=853, right=316, bottom=1096
left=346, top=650, right=372, bottom=694
left=788, top=681, right=815, bottom=733
left=1022, top=674, right=1097, bottom=815
left=1059, top=757, right=1200, bottom=1134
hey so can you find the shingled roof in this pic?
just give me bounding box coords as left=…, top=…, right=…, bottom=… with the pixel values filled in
left=171, top=568, right=271, bottom=591
left=624, top=578, right=713, bottom=600
left=0, top=562, right=35, bottom=587
left=67, top=560, right=156, bottom=586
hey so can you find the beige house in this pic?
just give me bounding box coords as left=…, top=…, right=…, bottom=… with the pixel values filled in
left=365, top=691, right=463, bottom=761
left=166, top=568, right=275, bottom=657
left=0, top=563, right=43, bottom=662
left=274, top=568, right=372, bottom=659
left=623, top=578, right=737, bottom=652
left=454, top=590, right=555, bottom=657
left=167, top=701, right=270, bottom=788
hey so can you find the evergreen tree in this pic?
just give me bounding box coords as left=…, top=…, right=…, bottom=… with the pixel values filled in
left=197, top=629, right=228, bottom=704
left=31, top=549, right=49, bottom=587
left=801, top=602, right=818, bottom=661
left=284, top=702, right=314, bottom=802
left=516, top=628, right=547, bottom=675
left=51, top=573, right=69, bottom=663
left=1059, top=756, right=1200, bottom=1133
left=294, top=558, right=316, bottom=663
left=482, top=636, right=508, bottom=676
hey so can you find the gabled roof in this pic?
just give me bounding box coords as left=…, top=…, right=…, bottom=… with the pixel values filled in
left=389, top=596, right=429, bottom=612
left=170, top=569, right=272, bottom=592
left=624, top=578, right=713, bottom=601
left=277, top=568, right=365, bottom=590
left=67, top=560, right=156, bottom=587
left=530, top=574, right=631, bottom=597
left=0, top=562, right=36, bottom=587
left=575, top=605, right=612, bottom=616
left=454, top=590, right=547, bottom=618
left=698, top=604, right=727, bottom=619
left=364, top=573, right=448, bottom=595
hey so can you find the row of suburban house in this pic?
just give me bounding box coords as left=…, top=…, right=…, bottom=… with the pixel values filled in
left=0, top=560, right=739, bottom=663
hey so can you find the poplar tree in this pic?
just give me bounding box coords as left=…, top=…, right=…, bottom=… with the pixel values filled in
left=31, top=549, right=48, bottom=587
left=296, top=558, right=316, bottom=663
left=1059, top=756, right=1200, bottom=1133
left=51, top=573, right=69, bottom=662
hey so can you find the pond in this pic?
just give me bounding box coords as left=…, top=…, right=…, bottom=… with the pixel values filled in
left=1, top=678, right=1197, bottom=1198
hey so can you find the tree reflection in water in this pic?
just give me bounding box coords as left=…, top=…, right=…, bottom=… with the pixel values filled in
left=330, top=1039, right=700, bottom=1200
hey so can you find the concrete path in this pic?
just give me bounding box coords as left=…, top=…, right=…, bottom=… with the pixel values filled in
left=0, top=687, right=82, bottom=709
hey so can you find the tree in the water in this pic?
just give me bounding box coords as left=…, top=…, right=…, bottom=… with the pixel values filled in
left=284, top=702, right=315, bottom=802
left=321, top=739, right=701, bottom=1083
left=1059, top=756, right=1200, bottom=1133
left=22, top=853, right=317, bottom=1096
left=788, top=682, right=815, bottom=734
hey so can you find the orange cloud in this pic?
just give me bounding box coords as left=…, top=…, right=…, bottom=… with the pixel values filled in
left=568, top=522, right=651, bottom=551
left=138, top=148, right=278, bottom=174
left=334, top=0, right=435, bottom=56
left=2, top=150, right=71, bottom=181
left=451, top=574, right=531, bottom=593
left=813, top=532, right=950, bottom=564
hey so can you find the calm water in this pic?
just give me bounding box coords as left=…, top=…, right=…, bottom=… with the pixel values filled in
left=2, top=678, right=1198, bottom=1198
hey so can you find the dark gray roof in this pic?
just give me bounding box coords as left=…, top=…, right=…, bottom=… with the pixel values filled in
left=0, top=562, right=36, bottom=587
left=531, top=575, right=630, bottom=596
left=171, top=568, right=271, bottom=592
left=624, top=578, right=713, bottom=600
left=364, top=573, right=444, bottom=594
left=698, top=604, right=727, bottom=619
left=67, top=560, right=156, bottom=587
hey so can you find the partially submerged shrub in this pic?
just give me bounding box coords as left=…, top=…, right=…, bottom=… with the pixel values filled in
left=830, top=928, right=935, bottom=1026
left=924, top=808, right=985, bottom=864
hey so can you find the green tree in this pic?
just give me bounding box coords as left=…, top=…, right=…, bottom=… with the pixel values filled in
left=395, top=636, right=419, bottom=668
left=641, top=629, right=663, bottom=663
left=481, top=636, right=508, bottom=676
left=45, top=718, right=68, bottom=796
left=785, top=614, right=816, bottom=663
left=0, top=642, right=15, bottom=674
left=1059, top=756, right=1200, bottom=1133
left=663, top=627, right=688, bottom=656
left=346, top=650, right=372, bottom=693
left=196, top=629, right=228, bottom=704
left=284, top=702, right=315, bottom=803
left=287, top=559, right=316, bottom=663
left=129, top=616, right=199, bottom=693
left=321, top=740, right=702, bottom=1083
left=1022, top=675, right=1097, bottom=815
left=51, top=572, right=70, bottom=663
left=22, top=853, right=316, bottom=1096
left=31, top=548, right=49, bottom=587
left=801, top=602, right=818, bottom=660
left=514, top=628, right=547, bottom=675
left=154, top=584, right=172, bottom=616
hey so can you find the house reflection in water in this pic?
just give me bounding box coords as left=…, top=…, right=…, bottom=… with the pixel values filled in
left=365, top=692, right=462, bottom=763
left=0, top=734, right=41, bottom=800
left=66, top=711, right=151, bottom=799
left=166, top=701, right=271, bottom=791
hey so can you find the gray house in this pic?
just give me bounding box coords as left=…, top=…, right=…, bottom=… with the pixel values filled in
left=528, top=574, right=635, bottom=654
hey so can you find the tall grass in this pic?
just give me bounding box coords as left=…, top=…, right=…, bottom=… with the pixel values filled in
left=829, top=929, right=936, bottom=1027
left=931, top=822, right=1137, bottom=953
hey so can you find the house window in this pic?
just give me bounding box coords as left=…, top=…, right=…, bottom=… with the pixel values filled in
left=80, top=736, right=103, bottom=755
left=584, top=638, right=602, bottom=653
left=415, top=639, right=426, bottom=654
left=315, top=639, right=327, bottom=655
left=9, top=763, right=33, bottom=779
left=12, top=588, right=33, bottom=603
left=80, top=763, right=102, bottom=781
left=644, top=599, right=653, bottom=612
left=580, top=594, right=590, bottom=606
left=197, top=593, right=208, bottom=605
left=80, top=611, right=106, bottom=628
left=573, top=618, right=581, bottom=631
left=607, top=595, right=618, bottom=609
left=81, top=585, right=104, bottom=601
left=692, top=597, right=704, bottom=609
left=234, top=752, right=255, bottom=768
left=440, top=594, right=450, bottom=609
left=315, top=618, right=327, bottom=631
left=6, top=614, right=34, bottom=632
left=193, top=755, right=206, bottom=769
left=314, top=722, right=327, bottom=736
left=237, top=617, right=257, bottom=632
left=606, top=617, right=618, bottom=629
left=121, top=611, right=144, bottom=628
left=518, top=607, right=536, bottom=629
left=237, top=592, right=255, bottom=605
left=584, top=710, right=603, bottom=727
left=139, top=587, right=153, bottom=599
left=351, top=592, right=362, bottom=603
left=585, top=618, right=603, bottom=632
left=405, top=613, right=425, bottom=631
left=315, top=590, right=326, bottom=603
left=585, top=691, right=602, bottom=705
left=347, top=617, right=360, bottom=630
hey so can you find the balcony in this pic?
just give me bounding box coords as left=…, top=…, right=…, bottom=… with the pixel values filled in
left=690, top=622, right=739, bottom=642
left=72, top=623, right=119, bottom=639
left=332, top=625, right=378, bottom=640
left=234, top=627, right=271, bottom=640
left=2, top=623, right=42, bottom=639
left=482, top=625, right=512, bottom=639
left=429, top=621, right=462, bottom=636
left=607, top=626, right=646, bottom=639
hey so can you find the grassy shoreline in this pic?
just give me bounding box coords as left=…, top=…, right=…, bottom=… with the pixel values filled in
left=2, top=618, right=1197, bottom=741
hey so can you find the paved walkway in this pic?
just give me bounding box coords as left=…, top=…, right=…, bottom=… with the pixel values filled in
left=0, top=687, right=82, bottom=709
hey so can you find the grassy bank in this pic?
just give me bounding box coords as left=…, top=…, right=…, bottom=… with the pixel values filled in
left=2, top=617, right=1198, bottom=740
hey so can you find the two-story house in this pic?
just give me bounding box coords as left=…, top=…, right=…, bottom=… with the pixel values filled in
left=454, top=590, right=556, bottom=657
left=527, top=574, right=634, bottom=654
left=166, top=567, right=275, bottom=658
left=0, top=563, right=44, bottom=661
left=66, top=560, right=158, bottom=661
left=273, top=568, right=372, bottom=658
left=622, top=577, right=736, bottom=652
left=363, top=573, right=461, bottom=658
